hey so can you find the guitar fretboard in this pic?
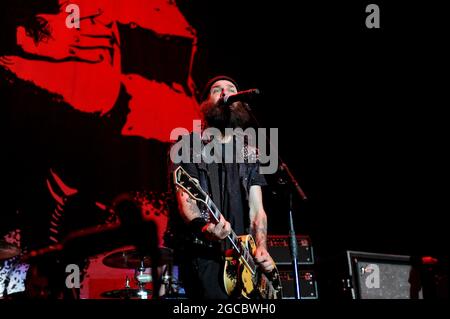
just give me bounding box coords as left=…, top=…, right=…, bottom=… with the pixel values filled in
left=206, top=196, right=257, bottom=274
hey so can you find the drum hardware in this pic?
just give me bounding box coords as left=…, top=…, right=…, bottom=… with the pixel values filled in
left=100, top=288, right=153, bottom=299
left=135, top=261, right=152, bottom=283
left=0, top=240, right=21, bottom=261
left=102, top=247, right=173, bottom=269
left=100, top=261, right=153, bottom=299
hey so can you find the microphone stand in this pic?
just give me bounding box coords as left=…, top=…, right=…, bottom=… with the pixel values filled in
left=242, top=101, right=307, bottom=300
left=288, top=192, right=301, bottom=299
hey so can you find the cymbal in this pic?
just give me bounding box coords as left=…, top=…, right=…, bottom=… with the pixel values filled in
left=100, top=288, right=152, bottom=299
left=0, top=240, right=21, bottom=261
left=102, top=247, right=173, bottom=269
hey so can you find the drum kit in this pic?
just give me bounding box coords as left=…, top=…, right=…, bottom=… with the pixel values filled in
left=1, top=238, right=184, bottom=299
left=1, top=191, right=184, bottom=299
left=99, top=246, right=183, bottom=299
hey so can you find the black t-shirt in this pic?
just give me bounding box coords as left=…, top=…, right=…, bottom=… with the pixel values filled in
left=180, top=138, right=267, bottom=236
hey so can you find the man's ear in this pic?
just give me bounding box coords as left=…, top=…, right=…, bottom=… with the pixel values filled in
left=16, top=26, right=35, bottom=50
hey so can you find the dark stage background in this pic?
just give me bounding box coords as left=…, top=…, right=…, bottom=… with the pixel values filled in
left=1, top=0, right=448, bottom=298
left=183, top=0, right=448, bottom=257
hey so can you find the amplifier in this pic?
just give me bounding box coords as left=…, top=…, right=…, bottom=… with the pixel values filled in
left=346, top=250, right=423, bottom=299
left=268, top=235, right=314, bottom=265
left=278, top=266, right=318, bottom=299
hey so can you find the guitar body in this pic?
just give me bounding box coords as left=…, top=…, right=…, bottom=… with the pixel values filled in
left=223, top=235, right=282, bottom=299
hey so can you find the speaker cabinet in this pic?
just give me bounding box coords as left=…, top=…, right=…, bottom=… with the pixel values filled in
left=346, top=251, right=423, bottom=299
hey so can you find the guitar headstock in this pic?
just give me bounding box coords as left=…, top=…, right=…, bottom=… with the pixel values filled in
left=173, top=166, right=208, bottom=203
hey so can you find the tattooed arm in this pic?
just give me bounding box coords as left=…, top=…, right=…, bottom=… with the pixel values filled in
left=249, top=185, right=275, bottom=272
left=175, top=182, right=202, bottom=223
left=175, top=179, right=231, bottom=240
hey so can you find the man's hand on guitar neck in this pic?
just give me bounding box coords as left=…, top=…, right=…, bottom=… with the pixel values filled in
left=202, top=214, right=232, bottom=241
left=254, top=246, right=276, bottom=273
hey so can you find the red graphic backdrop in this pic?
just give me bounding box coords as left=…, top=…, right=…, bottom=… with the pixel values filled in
left=3, top=0, right=201, bottom=140
left=1, top=0, right=202, bottom=298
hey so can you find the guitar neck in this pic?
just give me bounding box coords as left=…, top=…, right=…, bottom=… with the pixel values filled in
left=206, top=196, right=240, bottom=251
left=205, top=195, right=256, bottom=274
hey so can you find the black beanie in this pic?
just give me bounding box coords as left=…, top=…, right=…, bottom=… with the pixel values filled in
left=200, top=75, right=239, bottom=102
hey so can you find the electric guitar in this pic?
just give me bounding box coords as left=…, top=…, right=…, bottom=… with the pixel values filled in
left=173, top=166, right=283, bottom=299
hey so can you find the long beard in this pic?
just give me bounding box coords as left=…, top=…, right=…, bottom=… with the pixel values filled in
left=201, top=100, right=251, bottom=133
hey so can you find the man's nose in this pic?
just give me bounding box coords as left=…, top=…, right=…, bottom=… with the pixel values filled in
left=95, top=8, right=114, bottom=28
left=80, top=8, right=113, bottom=28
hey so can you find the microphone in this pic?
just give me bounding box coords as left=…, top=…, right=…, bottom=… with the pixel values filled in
left=222, top=88, right=260, bottom=105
